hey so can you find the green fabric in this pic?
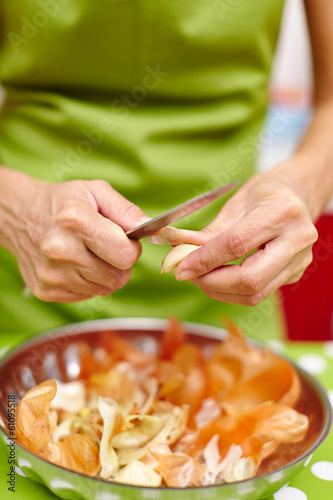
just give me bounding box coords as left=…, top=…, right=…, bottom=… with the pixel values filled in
left=0, top=0, right=286, bottom=340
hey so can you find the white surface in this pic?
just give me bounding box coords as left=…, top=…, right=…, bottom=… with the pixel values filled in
left=328, top=390, right=333, bottom=408
left=297, top=353, right=329, bottom=375
left=311, top=461, right=333, bottom=481
left=274, top=484, right=307, bottom=500
left=270, top=0, right=312, bottom=92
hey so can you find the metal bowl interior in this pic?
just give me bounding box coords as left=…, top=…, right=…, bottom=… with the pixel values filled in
left=0, top=318, right=331, bottom=500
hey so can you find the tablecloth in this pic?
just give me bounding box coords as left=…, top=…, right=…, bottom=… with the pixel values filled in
left=0, top=334, right=332, bottom=500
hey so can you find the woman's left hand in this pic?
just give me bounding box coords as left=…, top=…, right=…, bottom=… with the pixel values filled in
left=172, top=169, right=318, bottom=306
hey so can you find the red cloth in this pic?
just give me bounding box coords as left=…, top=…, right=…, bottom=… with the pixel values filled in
left=281, top=214, right=333, bottom=341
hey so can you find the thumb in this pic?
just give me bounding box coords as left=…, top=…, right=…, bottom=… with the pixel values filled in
left=147, top=197, right=243, bottom=247
left=191, top=194, right=246, bottom=242
left=88, top=180, right=150, bottom=232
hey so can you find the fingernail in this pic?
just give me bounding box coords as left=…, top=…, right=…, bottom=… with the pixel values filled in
left=176, top=270, right=196, bottom=281
left=147, top=234, right=169, bottom=245
left=139, top=216, right=151, bottom=224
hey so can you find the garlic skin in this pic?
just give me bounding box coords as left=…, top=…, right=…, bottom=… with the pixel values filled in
left=113, top=459, right=162, bottom=487
left=51, top=380, right=86, bottom=415
left=99, top=397, right=122, bottom=479
left=111, top=415, right=164, bottom=450
left=161, top=244, right=201, bottom=274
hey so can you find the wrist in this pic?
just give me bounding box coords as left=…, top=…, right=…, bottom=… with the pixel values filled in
left=268, top=154, right=324, bottom=222
left=0, top=167, right=46, bottom=253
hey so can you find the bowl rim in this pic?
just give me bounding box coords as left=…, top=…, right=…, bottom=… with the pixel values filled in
left=0, top=317, right=332, bottom=491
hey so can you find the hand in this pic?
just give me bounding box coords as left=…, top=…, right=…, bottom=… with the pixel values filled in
left=3, top=174, right=147, bottom=303
left=173, top=170, right=318, bottom=306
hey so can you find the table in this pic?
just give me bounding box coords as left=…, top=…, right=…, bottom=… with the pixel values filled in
left=0, top=334, right=332, bottom=500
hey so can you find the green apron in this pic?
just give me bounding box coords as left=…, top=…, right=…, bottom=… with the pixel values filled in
left=0, top=0, right=286, bottom=341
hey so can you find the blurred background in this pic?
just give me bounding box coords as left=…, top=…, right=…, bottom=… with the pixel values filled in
left=257, top=0, right=333, bottom=341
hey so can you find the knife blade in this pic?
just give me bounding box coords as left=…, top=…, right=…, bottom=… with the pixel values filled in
left=126, top=180, right=240, bottom=240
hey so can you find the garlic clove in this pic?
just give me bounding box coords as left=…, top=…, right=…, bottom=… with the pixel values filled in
left=161, top=244, right=201, bottom=273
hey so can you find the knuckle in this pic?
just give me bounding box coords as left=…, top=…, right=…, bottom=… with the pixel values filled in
left=40, top=237, right=67, bottom=260
left=193, top=250, right=211, bottom=275
left=286, top=270, right=304, bottom=285
left=121, top=201, right=143, bottom=221
left=283, top=196, right=304, bottom=219
left=36, top=263, right=67, bottom=289
left=239, top=272, right=263, bottom=295
left=56, top=205, right=84, bottom=229
left=245, top=292, right=265, bottom=307
left=115, top=269, right=132, bottom=288
left=93, top=179, right=110, bottom=190
left=116, top=244, right=138, bottom=269
left=308, top=225, right=318, bottom=245
left=102, top=288, right=115, bottom=296
left=35, top=263, right=52, bottom=288
left=202, top=225, right=218, bottom=240
left=225, top=232, right=248, bottom=259
left=32, top=285, right=53, bottom=302
left=205, top=290, right=219, bottom=301
left=303, top=252, right=313, bottom=269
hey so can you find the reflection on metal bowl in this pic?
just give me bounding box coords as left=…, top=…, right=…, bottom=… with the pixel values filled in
left=0, top=318, right=331, bottom=500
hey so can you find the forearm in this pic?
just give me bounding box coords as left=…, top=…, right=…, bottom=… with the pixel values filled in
left=274, top=0, right=333, bottom=222
left=270, top=99, right=333, bottom=222
left=0, top=166, right=44, bottom=252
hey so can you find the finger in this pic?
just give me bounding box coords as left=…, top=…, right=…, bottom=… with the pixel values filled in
left=147, top=183, right=253, bottom=248
left=191, top=242, right=291, bottom=296
left=284, top=269, right=307, bottom=285
left=33, top=286, right=94, bottom=304
left=195, top=249, right=313, bottom=306
left=87, top=180, right=150, bottom=232
left=68, top=273, right=115, bottom=296
left=175, top=209, right=280, bottom=280
left=78, top=255, right=131, bottom=290
left=57, top=204, right=142, bottom=270
left=175, top=198, right=310, bottom=280
left=39, top=235, right=132, bottom=289
left=202, top=188, right=248, bottom=235
left=42, top=289, right=93, bottom=304
left=147, top=227, right=208, bottom=246
left=147, top=190, right=249, bottom=247
left=36, top=264, right=115, bottom=297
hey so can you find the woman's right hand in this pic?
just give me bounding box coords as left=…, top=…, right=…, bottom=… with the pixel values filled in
left=0, top=168, right=148, bottom=303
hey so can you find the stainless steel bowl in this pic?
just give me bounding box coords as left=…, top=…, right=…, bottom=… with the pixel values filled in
left=0, top=318, right=331, bottom=500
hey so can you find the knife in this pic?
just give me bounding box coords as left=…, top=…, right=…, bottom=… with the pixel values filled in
left=126, top=180, right=240, bottom=240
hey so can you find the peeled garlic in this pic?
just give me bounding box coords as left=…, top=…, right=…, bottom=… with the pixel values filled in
left=161, top=244, right=201, bottom=274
